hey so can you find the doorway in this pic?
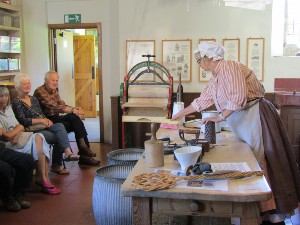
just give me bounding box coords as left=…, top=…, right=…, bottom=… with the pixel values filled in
left=48, top=23, right=104, bottom=143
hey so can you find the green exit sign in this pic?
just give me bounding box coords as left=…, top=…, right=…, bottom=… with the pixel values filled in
left=64, top=14, right=81, bottom=24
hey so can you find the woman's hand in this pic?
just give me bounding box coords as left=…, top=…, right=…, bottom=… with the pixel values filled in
left=171, top=105, right=196, bottom=121
left=42, top=118, right=53, bottom=128
left=202, top=116, right=223, bottom=124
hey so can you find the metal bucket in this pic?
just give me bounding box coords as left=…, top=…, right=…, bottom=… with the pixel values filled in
left=107, top=148, right=144, bottom=166
left=92, top=165, right=134, bottom=225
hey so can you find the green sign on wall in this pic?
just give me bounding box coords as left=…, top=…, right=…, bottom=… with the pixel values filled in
left=64, top=14, right=81, bottom=24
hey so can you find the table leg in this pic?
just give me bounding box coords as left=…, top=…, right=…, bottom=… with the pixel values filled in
left=240, top=202, right=261, bottom=225
left=132, top=197, right=152, bottom=225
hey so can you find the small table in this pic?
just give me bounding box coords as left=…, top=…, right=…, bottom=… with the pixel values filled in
left=121, top=129, right=272, bottom=225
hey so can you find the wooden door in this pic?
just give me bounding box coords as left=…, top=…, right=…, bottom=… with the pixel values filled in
left=73, top=35, right=96, bottom=118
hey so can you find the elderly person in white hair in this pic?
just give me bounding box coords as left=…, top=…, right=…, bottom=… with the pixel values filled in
left=172, top=42, right=300, bottom=225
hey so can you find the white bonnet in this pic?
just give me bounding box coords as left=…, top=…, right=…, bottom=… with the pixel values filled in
left=194, top=42, right=225, bottom=61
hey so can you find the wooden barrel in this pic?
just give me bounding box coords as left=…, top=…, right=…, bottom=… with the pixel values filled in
left=92, top=165, right=134, bottom=225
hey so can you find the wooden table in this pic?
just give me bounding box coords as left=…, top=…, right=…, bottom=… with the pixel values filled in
left=121, top=128, right=272, bottom=225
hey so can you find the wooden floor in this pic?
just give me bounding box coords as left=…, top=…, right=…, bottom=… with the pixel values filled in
left=0, top=141, right=299, bottom=225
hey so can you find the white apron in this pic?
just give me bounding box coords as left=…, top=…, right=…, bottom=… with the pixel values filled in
left=226, top=100, right=264, bottom=165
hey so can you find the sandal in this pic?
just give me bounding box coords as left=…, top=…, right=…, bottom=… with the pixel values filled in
left=35, top=181, right=55, bottom=189
left=64, top=153, right=79, bottom=162
left=42, top=187, right=61, bottom=195
left=50, top=168, right=70, bottom=175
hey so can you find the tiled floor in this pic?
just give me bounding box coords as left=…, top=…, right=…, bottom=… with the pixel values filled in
left=0, top=141, right=300, bottom=225
left=0, top=142, right=111, bottom=225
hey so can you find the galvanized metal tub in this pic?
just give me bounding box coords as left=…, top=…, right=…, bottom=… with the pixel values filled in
left=92, top=165, right=134, bottom=225
left=107, top=148, right=144, bottom=166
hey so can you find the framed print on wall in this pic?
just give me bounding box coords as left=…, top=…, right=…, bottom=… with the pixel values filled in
left=162, top=39, right=192, bottom=82
left=126, top=40, right=155, bottom=81
left=198, top=38, right=216, bottom=82
left=222, top=38, right=240, bottom=62
left=247, top=37, right=265, bottom=81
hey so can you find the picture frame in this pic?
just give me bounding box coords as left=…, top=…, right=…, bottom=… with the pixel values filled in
left=246, top=37, right=265, bottom=81
left=126, top=40, right=155, bottom=81
left=162, top=39, right=192, bottom=82
left=198, top=38, right=216, bottom=82
left=222, top=38, right=240, bottom=61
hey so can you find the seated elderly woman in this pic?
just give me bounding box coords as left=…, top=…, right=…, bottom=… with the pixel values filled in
left=0, top=86, right=60, bottom=195
left=11, top=74, right=79, bottom=174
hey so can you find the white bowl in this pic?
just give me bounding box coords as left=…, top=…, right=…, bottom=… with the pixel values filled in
left=174, top=146, right=202, bottom=171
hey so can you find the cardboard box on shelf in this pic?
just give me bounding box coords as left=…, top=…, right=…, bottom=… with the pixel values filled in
left=0, top=11, right=12, bottom=27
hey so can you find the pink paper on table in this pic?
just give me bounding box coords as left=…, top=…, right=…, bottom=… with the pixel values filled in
left=160, top=123, right=179, bottom=130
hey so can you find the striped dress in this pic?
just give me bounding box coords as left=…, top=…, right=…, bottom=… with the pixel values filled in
left=191, top=59, right=265, bottom=112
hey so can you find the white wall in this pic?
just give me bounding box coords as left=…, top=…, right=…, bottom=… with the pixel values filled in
left=119, top=0, right=300, bottom=92
left=21, top=0, right=300, bottom=144
left=22, top=0, right=119, bottom=144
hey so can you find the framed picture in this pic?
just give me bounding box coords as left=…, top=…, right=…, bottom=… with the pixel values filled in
left=222, top=38, right=240, bottom=61
left=247, top=37, right=265, bottom=81
left=162, top=39, right=192, bottom=82
left=198, top=38, right=216, bottom=82
left=126, top=40, right=155, bottom=81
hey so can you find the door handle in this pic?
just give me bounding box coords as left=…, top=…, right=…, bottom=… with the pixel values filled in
left=92, top=66, right=95, bottom=79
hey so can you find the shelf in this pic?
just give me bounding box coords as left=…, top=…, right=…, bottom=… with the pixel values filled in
left=0, top=24, right=19, bottom=31
left=0, top=2, right=20, bottom=12
left=0, top=2, right=21, bottom=87
left=0, top=71, right=19, bottom=76
left=0, top=81, right=14, bottom=86
left=0, top=52, right=21, bottom=55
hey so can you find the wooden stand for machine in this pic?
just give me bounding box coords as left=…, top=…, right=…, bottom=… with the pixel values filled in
left=121, top=55, right=173, bottom=149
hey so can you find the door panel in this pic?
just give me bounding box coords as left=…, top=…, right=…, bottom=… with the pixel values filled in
left=56, top=30, right=75, bottom=106
left=73, top=35, right=96, bottom=118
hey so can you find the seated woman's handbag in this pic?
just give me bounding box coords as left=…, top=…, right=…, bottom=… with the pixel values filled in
left=15, top=131, right=33, bottom=149
left=23, top=105, right=47, bottom=132
left=25, top=124, right=47, bottom=132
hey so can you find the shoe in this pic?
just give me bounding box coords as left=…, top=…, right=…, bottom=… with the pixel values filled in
left=42, top=187, right=61, bottom=195
left=35, top=181, right=55, bottom=189
left=4, top=196, right=21, bottom=212
left=50, top=167, right=70, bottom=175
left=78, top=148, right=96, bottom=157
left=64, top=153, right=79, bottom=161
left=14, top=194, right=31, bottom=209
left=78, top=155, right=100, bottom=166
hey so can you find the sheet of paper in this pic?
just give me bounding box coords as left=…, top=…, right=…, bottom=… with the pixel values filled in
left=210, top=162, right=251, bottom=172
left=175, top=179, right=229, bottom=191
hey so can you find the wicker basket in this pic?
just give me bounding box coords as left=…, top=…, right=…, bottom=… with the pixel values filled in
left=107, top=148, right=144, bottom=166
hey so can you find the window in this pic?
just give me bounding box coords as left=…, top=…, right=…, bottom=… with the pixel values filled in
left=272, top=0, right=300, bottom=56
left=284, top=0, right=300, bottom=56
